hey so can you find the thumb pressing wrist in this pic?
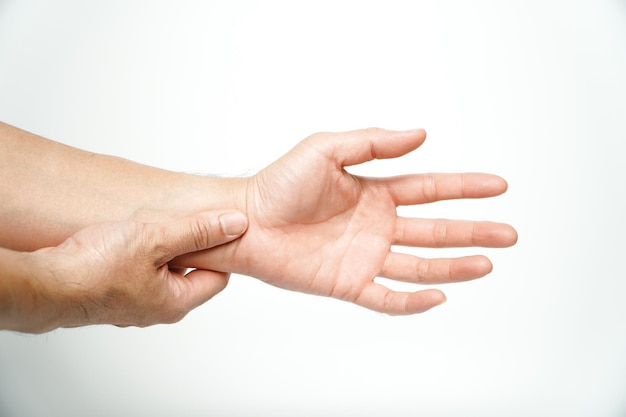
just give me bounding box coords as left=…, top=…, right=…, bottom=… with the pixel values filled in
left=218, top=211, right=248, bottom=237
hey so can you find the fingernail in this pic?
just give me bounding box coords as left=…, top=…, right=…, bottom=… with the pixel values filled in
left=219, top=212, right=248, bottom=237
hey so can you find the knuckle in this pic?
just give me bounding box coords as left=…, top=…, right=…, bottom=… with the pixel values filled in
left=432, top=219, right=448, bottom=247
left=447, top=260, right=455, bottom=282
left=470, top=222, right=478, bottom=246
left=144, top=223, right=170, bottom=260
left=189, top=218, right=214, bottom=250
left=151, top=299, right=188, bottom=325
left=421, top=174, right=439, bottom=202
left=460, top=173, right=469, bottom=197
left=415, top=259, right=430, bottom=283
left=382, top=290, right=395, bottom=312
left=161, top=288, right=191, bottom=324
left=303, top=131, right=328, bottom=145
left=363, top=127, right=383, bottom=136
left=162, top=308, right=188, bottom=324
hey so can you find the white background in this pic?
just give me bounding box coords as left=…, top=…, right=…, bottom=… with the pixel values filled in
left=1, top=1, right=625, bottom=416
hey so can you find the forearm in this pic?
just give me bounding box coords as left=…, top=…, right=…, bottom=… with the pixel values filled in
left=0, top=122, right=247, bottom=251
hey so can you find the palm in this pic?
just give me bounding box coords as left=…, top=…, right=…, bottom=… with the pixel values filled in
left=187, top=129, right=517, bottom=314
left=246, top=141, right=396, bottom=301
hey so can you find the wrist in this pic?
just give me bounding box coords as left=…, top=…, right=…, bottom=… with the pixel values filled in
left=133, top=174, right=250, bottom=224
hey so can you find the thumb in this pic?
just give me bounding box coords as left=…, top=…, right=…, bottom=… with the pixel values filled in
left=306, top=128, right=426, bottom=168
left=150, top=210, right=248, bottom=263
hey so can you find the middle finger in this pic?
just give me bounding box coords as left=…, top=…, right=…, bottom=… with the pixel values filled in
left=394, top=217, right=518, bottom=248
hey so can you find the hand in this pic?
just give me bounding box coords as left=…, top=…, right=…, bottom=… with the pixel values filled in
left=179, top=128, right=517, bottom=315
left=21, top=210, right=248, bottom=332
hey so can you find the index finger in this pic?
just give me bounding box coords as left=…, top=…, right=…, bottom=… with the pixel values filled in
left=371, top=172, right=509, bottom=205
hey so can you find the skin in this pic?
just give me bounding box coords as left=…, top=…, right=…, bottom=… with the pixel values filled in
left=0, top=210, right=248, bottom=333
left=0, top=123, right=517, bottom=330
left=177, top=128, right=518, bottom=314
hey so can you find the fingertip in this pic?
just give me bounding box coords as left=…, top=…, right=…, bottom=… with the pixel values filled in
left=429, top=288, right=447, bottom=306
left=485, top=222, right=518, bottom=248
left=406, top=289, right=447, bottom=314
left=503, top=224, right=519, bottom=247
left=447, top=255, right=493, bottom=282
left=496, top=176, right=509, bottom=194
left=435, top=290, right=448, bottom=305
left=377, top=128, right=427, bottom=159
left=401, top=128, right=427, bottom=146
left=218, top=210, right=248, bottom=238
left=475, top=255, right=494, bottom=276
left=484, top=174, right=509, bottom=196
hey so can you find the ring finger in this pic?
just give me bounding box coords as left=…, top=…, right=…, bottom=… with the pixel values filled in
left=381, top=252, right=493, bottom=284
